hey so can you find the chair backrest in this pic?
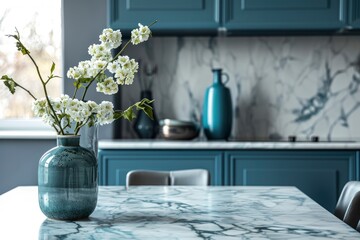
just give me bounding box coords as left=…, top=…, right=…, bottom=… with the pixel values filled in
left=126, top=169, right=210, bottom=187
left=170, top=169, right=210, bottom=186
left=126, top=170, right=170, bottom=187
left=335, top=181, right=360, bottom=229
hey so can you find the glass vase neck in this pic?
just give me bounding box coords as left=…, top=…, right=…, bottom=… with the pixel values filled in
left=57, top=135, right=80, bottom=147
left=212, top=69, right=222, bottom=84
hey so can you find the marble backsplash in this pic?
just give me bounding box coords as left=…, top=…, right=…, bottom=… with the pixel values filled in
left=119, top=36, right=360, bottom=141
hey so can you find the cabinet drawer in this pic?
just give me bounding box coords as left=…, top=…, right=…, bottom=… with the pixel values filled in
left=226, top=150, right=356, bottom=211
left=223, top=0, right=346, bottom=30
left=108, top=0, right=219, bottom=34
left=99, top=150, right=224, bottom=185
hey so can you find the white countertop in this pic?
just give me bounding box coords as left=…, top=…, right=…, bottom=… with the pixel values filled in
left=99, top=139, right=360, bottom=150
left=1, top=186, right=359, bottom=239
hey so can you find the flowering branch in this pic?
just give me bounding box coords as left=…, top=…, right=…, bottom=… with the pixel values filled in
left=1, top=21, right=157, bottom=136
left=0, top=75, right=37, bottom=100
left=10, top=31, right=65, bottom=134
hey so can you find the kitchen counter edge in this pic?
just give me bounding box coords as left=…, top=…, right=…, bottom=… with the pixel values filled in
left=98, top=140, right=360, bottom=150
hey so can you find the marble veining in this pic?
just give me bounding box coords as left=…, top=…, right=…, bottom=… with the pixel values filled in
left=35, top=186, right=359, bottom=239
left=120, top=36, right=360, bottom=141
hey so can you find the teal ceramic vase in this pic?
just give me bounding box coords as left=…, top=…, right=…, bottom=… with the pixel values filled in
left=38, top=135, right=98, bottom=220
left=202, top=69, right=232, bottom=140
left=133, top=90, right=159, bottom=138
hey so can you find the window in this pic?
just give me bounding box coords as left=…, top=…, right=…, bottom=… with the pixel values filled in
left=0, top=0, right=61, bottom=130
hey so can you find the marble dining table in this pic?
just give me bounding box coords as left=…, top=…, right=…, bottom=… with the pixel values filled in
left=0, top=186, right=359, bottom=239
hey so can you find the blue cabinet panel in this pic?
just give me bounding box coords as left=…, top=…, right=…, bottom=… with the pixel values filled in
left=226, top=150, right=357, bottom=211
left=348, top=0, right=360, bottom=28
left=108, top=0, right=219, bottom=34
left=223, top=0, right=347, bottom=30
left=98, top=150, right=224, bottom=186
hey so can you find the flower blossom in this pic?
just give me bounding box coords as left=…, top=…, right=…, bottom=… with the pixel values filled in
left=131, top=23, right=151, bottom=45
left=96, top=77, right=119, bottom=95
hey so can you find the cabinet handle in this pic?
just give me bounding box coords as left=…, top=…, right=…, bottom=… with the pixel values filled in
left=215, top=0, right=220, bottom=23
left=339, top=0, right=346, bottom=23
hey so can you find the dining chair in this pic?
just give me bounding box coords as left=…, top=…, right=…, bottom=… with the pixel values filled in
left=126, top=170, right=170, bottom=186
left=334, top=181, right=360, bottom=230
left=170, top=169, right=210, bottom=186
left=126, top=169, right=210, bottom=187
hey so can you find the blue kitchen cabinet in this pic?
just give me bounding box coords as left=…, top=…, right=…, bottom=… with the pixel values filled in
left=108, top=0, right=219, bottom=34
left=108, top=0, right=356, bottom=33
left=226, top=150, right=357, bottom=211
left=98, top=150, right=224, bottom=185
left=223, top=0, right=347, bottom=31
left=348, top=0, right=360, bottom=28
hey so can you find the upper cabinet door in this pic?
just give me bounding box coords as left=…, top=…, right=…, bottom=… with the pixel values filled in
left=348, top=0, right=360, bottom=28
left=108, top=0, right=219, bottom=34
left=223, top=0, right=347, bottom=31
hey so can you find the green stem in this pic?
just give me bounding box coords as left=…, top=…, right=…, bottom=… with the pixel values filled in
left=148, top=20, right=158, bottom=28
left=26, top=50, right=65, bottom=135
left=80, top=20, right=157, bottom=102
left=72, top=85, right=79, bottom=99
left=81, top=70, right=103, bottom=101
left=74, top=117, right=92, bottom=135
left=81, top=39, right=132, bottom=101
left=11, top=80, right=37, bottom=100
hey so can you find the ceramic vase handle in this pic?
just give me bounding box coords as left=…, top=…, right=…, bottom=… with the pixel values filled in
left=222, top=73, right=230, bottom=85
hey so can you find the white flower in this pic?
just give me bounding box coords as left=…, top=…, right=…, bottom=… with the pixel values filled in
left=32, top=98, right=47, bottom=117
left=96, top=101, right=114, bottom=125
left=51, top=98, right=62, bottom=112
left=125, top=73, right=135, bottom=85
left=131, top=29, right=141, bottom=45
left=130, top=59, right=139, bottom=72
left=96, top=77, right=118, bottom=95
left=107, top=61, right=120, bottom=74
left=118, top=56, right=129, bottom=66
left=115, top=68, right=127, bottom=84
left=60, top=94, right=71, bottom=109
left=99, top=28, right=122, bottom=49
left=88, top=44, right=112, bottom=61
left=92, top=60, right=107, bottom=71
left=86, top=101, right=98, bottom=113
left=131, top=23, right=151, bottom=45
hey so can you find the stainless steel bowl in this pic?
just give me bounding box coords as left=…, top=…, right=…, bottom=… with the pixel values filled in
left=159, top=119, right=200, bottom=140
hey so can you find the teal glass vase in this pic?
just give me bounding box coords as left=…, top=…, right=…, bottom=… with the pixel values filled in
left=202, top=69, right=232, bottom=140
left=38, top=135, right=98, bottom=220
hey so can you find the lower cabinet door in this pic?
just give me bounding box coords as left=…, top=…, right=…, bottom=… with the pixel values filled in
left=226, top=150, right=357, bottom=211
left=99, top=150, right=223, bottom=186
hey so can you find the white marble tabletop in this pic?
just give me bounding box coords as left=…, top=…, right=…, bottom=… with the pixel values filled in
left=0, top=186, right=359, bottom=239
left=99, top=139, right=360, bottom=150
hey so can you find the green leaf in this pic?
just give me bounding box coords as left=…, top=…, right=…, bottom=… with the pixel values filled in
left=134, top=98, right=154, bottom=120
left=123, top=107, right=136, bottom=121
left=3, top=80, right=17, bottom=94
left=50, top=62, right=55, bottom=74
left=1, top=75, right=12, bottom=81
left=16, top=42, right=29, bottom=55
left=1, top=75, right=17, bottom=94
left=142, top=105, right=154, bottom=120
